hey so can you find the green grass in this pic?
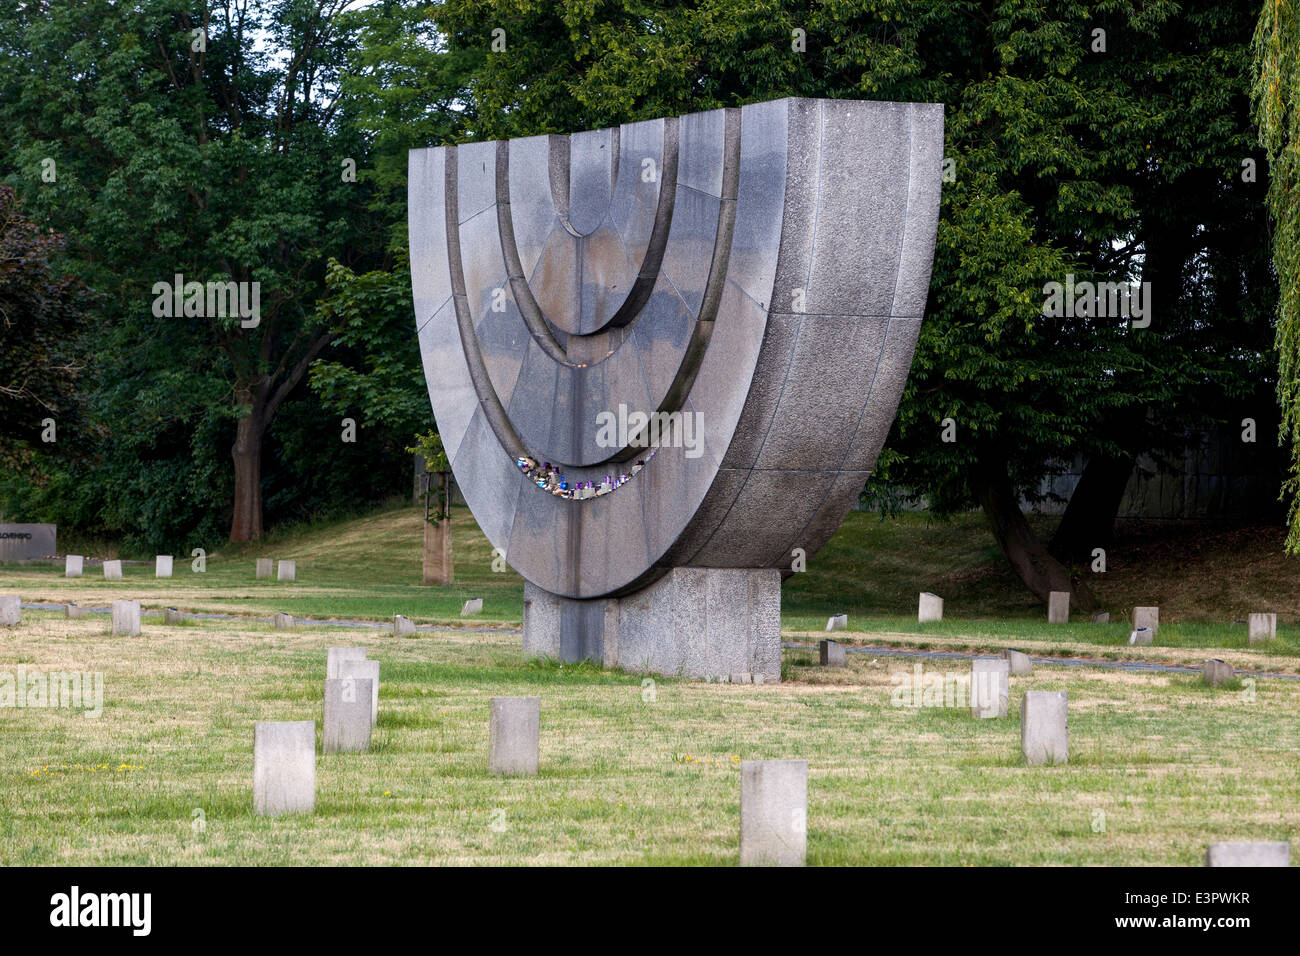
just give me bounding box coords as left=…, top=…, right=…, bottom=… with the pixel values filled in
left=0, top=607, right=1297, bottom=865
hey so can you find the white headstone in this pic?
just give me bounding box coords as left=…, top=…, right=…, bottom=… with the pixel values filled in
left=918, top=592, right=943, bottom=623
left=489, top=696, right=540, bottom=775
left=1021, top=691, right=1068, bottom=765
left=65, top=555, right=83, bottom=578
left=274, top=612, right=294, bottom=631
left=253, top=721, right=316, bottom=816
left=1129, top=626, right=1153, bottom=646
left=461, top=598, right=483, bottom=616
left=66, top=603, right=85, bottom=619
left=394, top=614, right=416, bottom=636
left=0, top=595, right=20, bottom=627
left=1248, top=613, right=1276, bottom=644
left=1047, top=591, right=1070, bottom=623
left=1203, top=659, right=1233, bottom=686
left=1003, top=649, right=1032, bottom=676
left=1132, top=606, right=1158, bottom=640
left=155, top=555, right=173, bottom=578
left=327, top=647, right=367, bottom=680
left=1205, top=842, right=1290, bottom=867
left=103, top=560, right=123, bottom=581
left=970, top=658, right=1010, bottom=718
left=111, top=600, right=141, bottom=636
left=338, top=659, right=380, bottom=726
left=825, top=614, right=847, bottom=631
left=277, top=560, right=296, bottom=581
left=740, top=760, right=807, bottom=867
left=323, top=678, right=373, bottom=753
left=164, top=607, right=185, bottom=626
left=255, top=558, right=273, bottom=579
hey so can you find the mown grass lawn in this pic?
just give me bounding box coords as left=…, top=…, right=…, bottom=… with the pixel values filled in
left=1, top=608, right=1297, bottom=865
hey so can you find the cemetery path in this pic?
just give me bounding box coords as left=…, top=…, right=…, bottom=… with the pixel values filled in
left=783, top=641, right=1300, bottom=681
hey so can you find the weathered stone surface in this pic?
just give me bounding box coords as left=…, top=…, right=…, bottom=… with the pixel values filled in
left=0, top=523, right=56, bottom=561
left=1248, top=612, right=1277, bottom=644
left=1021, top=691, right=1068, bottom=765
left=253, top=721, right=315, bottom=816
left=461, top=598, right=483, bottom=616
left=970, top=658, right=1010, bottom=719
left=1133, top=606, right=1159, bottom=640
left=0, top=595, right=20, bottom=626
left=164, top=607, right=185, bottom=626
left=111, top=600, right=141, bottom=636
left=1204, top=842, right=1290, bottom=867
left=410, top=97, right=943, bottom=677
left=337, top=659, right=380, bottom=726
left=274, top=612, right=294, bottom=631
left=394, top=614, right=416, bottom=636
left=277, top=560, right=296, bottom=582
left=1004, top=649, right=1032, bottom=676
left=825, top=614, right=847, bottom=631
left=66, top=603, right=84, bottom=619
left=1091, top=611, right=1109, bottom=624
left=327, top=647, right=367, bottom=679
left=1203, top=659, right=1234, bottom=686
left=255, top=558, right=273, bottom=579
left=739, top=759, right=807, bottom=866
left=489, top=696, right=540, bottom=775
left=918, top=592, right=943, bottom=623
left=155, top=555, right=173, bottom=578
left=65, top=555, right=83, bottom=578
left=103, top=560, right=122, bottom=581
left=1129, top=627, right=1154, bottom=646
left=323, top=678, right=373, bottom=753
left=819, top=639, right=847, bottom=667
left=1048, top=591, right=1070, bottom=623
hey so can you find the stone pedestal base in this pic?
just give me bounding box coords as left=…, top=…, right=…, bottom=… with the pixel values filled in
left=523, top=568, right=782, bottom=683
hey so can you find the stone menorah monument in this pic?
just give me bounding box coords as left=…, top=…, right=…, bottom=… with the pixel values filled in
left=410, top=97, right=942, bottom=682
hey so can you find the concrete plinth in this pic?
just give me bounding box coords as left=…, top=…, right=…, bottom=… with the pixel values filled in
left=111, top=600, right=141, bottom=636
left=1021, top=691, right=1068, bottom=765
left=103, top=560, right=122, bottom=581
left=1205, top=842, right=1290, bottom=867
left=1048, top=591, right=1070, bottom=623
left=277, top=560, right=296, bottom=581
left=155, top=555, right=173, bottom=577
left=253, top=721, right=316, bottom=816
left=338, top=659, right=380, bottom=726
left=323, top=679, right=373, bottom=754
left=65, top=555, right=83, bottom=578
left=970, top=658, right=1009, bottom=718
left=489, top=696, right=540, bottom=775
left=740, top=760, right=807, bottom=867
left=522, top=568, right=782, bottom=683
left=0, top=596, right=20, bottom=626
left=1248, top=613, right=1276, bottom=644
left=819, top=640, right=847, bottom=667
left=255, top=558, right=272, bottom=579
left=918, top=592, right=943, bottom=622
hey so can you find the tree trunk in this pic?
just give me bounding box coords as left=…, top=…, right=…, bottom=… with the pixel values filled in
left=230, top=400, right=265, bottom=542
left=1049, top=453, right=1134, bottom=563
left=972, top=455, right=1096, bottom=612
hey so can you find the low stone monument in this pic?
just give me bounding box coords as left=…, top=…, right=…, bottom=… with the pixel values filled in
left=255, top=558, right=272, bottom=579
left=1204, top=842, right=1290, bottom=867
left=66, top=603, right=85, bottom=619
left=739, top=759, right=807, bottom=867
left=164, top=607, right=185, bottom=626
left=1129, top=626, right=1153, bottom=646
left=277, top=560, right=296, bottom=582
left=323, top=678, right=373, bottom=754
left=489, top=696, right=540, bottom=775
left=1203, top=659, right=1234, bottom=687
left=1248, top=613, right=1277, bottom=644
left=253, top=721, right=316, bottom=816
left=1003, top=649, right=1032, bottom=676
left=394, top=614, right=416, bottom=636
left=1090, top=611, right=1109, bottom=624
left=111, top=600, right=141, bottom=636
left=0, top=523, right=56, bottom=561
left=970, top=658, right=1010, bottom=718
left=1132, top=606, right=1158, bottom=640
left=327, top=647, right=367, bottom=679
left=918, top=592, right=943, bottom=623
left=1047, top=591, right=1070, bottom=623
left=338, top=659, right=380, bottom=726
left=155, top=555, right=173, bottom=578
left=819, top=639, right=847, bottom=667
left=274, top=612, right=294, bottom=631
left=65, top=555, right=83, bottom=578
left=0, top=595, right=20, bottom=627
left=461, top=598, right=483, bottom=616
left=825, top=614, right=847, bottom=632
left=103, top=560, right=123, bottom=581
left=1021, top=691, right=1068, bottom=765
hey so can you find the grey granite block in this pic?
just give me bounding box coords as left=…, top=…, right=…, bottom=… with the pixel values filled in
left=1021, top=691, right=1068, bottom=765
left=253, top=721, right=316, bottom=816
left=819, top=639, right=846, bottom=667
left=111, top=601, right=140, bottom=636
left=489, top=696, right=540, bottom=775
left=740, top=759, right=807, bottom=866
left=65, top=555, right=83, bottom=578
left=323, top=678, right=373, bottom=753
